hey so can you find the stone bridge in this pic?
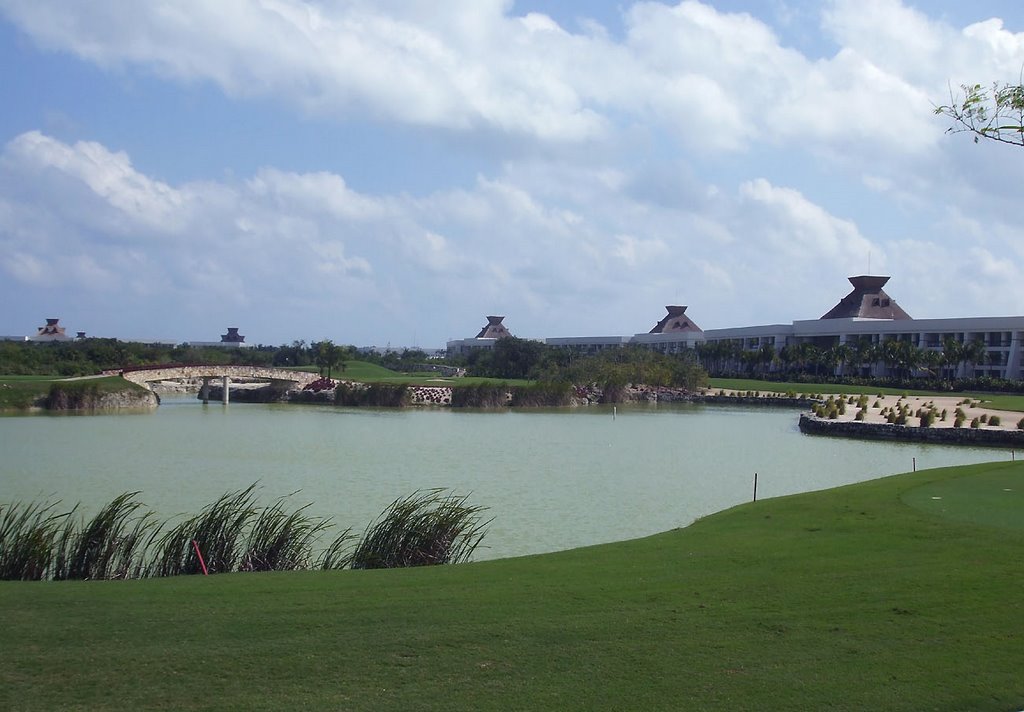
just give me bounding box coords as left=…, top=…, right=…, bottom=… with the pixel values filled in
left=103, top=365, right=320, bottom=404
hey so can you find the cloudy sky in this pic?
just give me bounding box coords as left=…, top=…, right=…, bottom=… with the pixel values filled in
left=1, top=1, right=1022, bottom=347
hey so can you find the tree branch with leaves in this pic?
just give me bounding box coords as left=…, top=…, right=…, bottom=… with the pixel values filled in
left=935, top=80, right=1024, bottom=147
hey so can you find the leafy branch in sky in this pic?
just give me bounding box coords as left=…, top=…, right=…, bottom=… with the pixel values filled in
left=935, top=80, right=1024, bottom=147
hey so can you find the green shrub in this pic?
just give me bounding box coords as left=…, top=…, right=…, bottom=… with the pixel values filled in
left=855, top=409, right=865, bottom=421
left=450, top=384, right=509, bottom=407
left=919, top=412, right=934, bottom=428
left=980, top=413, right=989, bottom=424
left=954, top=416, right=964, bottom=428
left=970, top=417, right=980, bottom=429
left=894, top=412, right=907, bottom=426
left=988, top=415, right=1001, bottom=427
left=510, top=382, right=573, bottom=407
left=1018, top=416, right=1024, bottom=430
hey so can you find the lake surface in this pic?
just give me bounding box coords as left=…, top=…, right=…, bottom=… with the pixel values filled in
left=0, top=398, right=1011, bottom=560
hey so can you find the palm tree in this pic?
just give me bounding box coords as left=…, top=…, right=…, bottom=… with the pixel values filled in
left=962, top=339, right=987, bottom=378
left=777, top=344, right=796, bottom=375
left=847, top=337, right=874, bottom=377
left=756, top=343, right=775, bottom=375
left=920, top=348, right=943, bottom=378
left=831, top=343, right=853, bottom=376
left=880, top=339, right=902, bottom=378
left=942, top=338, right=964, bottom=380
left=315, top=340, right=344, bottom=380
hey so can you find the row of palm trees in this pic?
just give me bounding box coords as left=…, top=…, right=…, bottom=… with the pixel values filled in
left=695, top=337, right=991, bottom=380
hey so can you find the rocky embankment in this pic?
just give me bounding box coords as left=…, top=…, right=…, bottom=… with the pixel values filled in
left=798, top=413, right=1024, bottom=446
left=796, top=392, right=1024, bottom=447
left=45, top=383, right=159, bottom=411
left=267, top=380, right=708, bottom=407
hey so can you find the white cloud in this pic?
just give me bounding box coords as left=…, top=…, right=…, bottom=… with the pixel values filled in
left=2, top=1, right=1024, bottom=342
left=1, top=129, right=973, bottom=343
left=737, top=178, right=875, bottom=266
left=612, top=234, right=669, bottom=267
left=4, top=0, right=1020, bottom=157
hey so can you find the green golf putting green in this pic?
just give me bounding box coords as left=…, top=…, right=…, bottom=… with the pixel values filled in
left=901, top=460, right=1024, bottom=531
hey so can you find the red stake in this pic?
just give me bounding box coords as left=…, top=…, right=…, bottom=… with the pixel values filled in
left=191, top=540, right=209, bottom=576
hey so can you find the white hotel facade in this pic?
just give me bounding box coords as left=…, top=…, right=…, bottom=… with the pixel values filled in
left=448, top=277, right=1024, bottom=381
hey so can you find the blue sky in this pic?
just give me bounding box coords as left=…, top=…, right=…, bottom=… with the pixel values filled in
left=1, top=1, right=1022, bottom=347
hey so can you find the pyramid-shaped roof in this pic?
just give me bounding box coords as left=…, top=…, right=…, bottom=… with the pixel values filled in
left=475, top=316, right=512, bottom=339
left=820, top=276, right=911, bottom=320
left=649, top=306, right=703, bottom=334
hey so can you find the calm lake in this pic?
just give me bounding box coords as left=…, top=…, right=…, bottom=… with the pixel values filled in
left=0, top=397, right=1009, bottom=560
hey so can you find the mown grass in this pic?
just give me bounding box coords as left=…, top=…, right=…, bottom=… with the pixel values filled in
left=0, top=375, right=151, bottom=410
left=1, top=461, right=1022, bottom=711
left=298, top=361, right=532, bottom=387
left=708, top=377, right=952, bottom=397
left=0, top=378, right=50, bottom=409
left=964, top=392, right=1024, bottom=412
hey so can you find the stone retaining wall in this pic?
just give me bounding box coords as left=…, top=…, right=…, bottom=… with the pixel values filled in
left=699, top=395, right=816, bottom=408
left=798, top=413, right=1024, bottom=447
left=409, top=386, right=453, bottom=405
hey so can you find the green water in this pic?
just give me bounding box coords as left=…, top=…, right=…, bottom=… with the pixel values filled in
left=0, top=398, right=1007, bottom=559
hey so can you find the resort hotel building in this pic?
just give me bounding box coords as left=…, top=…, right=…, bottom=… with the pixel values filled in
left=447, top=276, right=1024, bottom=381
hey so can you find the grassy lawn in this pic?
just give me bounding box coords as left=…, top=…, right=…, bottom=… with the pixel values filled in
left=2, top=461, right=1022, bottom=711
left=330, top=361, right=531, bottom=387
left=708, top=377, right=952, bottom=397
left=0, top=376, right=150, bottom=410
left=963, top=392, right=1024, bottom=412
left=0, top=378, right=51, bottom=409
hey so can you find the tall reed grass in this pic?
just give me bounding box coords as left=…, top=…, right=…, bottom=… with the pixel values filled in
left=52, top=492, right=156, bottom=580
left=349, top=489, right=491, bottom=569
left=0, top=500, right=71, bottom=580
left=0, top=487, right=486, bottom=580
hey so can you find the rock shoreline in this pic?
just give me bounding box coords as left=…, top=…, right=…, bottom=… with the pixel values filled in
left=798, top=413, right=1024, bottom=447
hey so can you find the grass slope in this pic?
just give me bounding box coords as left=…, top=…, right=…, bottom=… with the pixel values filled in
left=339, top=361, right=531, bottom=387
left=0, top=376, right=150, bottom=410
left=2, top=462, right=1023, bottom=711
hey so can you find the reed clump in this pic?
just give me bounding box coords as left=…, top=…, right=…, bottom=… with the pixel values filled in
left=0, top=487, right=485, bottom=581
left=53, top=492, right=156, bottom=580
left=349, top=489, right=491, bottom=569
left=0, top=500, right=71, bottom=580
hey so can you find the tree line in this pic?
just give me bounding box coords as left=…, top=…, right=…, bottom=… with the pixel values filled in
left=695, top=336, right=1009, bottom=388
left=0, top=338, right=358, bottom=378
left=455, top=337, right=708, bottom=391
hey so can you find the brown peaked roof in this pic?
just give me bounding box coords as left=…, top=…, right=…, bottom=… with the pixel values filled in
left=820, top=276, right=912, bottom=320
left=649, top=306, right=703, bottom=334
left=475, top=316, right=512, bottom=339
left=37, top=318, right=66, bottom=337
left=221, top=327, right=246, bottom=343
